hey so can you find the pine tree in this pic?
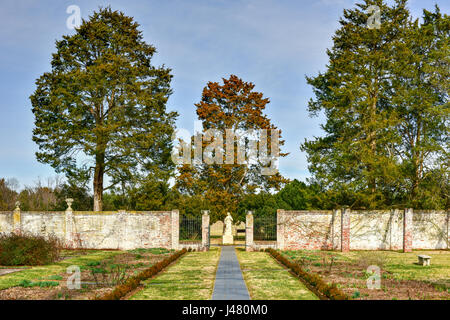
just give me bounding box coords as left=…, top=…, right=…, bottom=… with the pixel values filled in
left=302, top=0, right=448, bottom=209
left=31, top=8, right=177, bottom=211
left=301, top=0, right=411, bottom=208
left=391, top=6, right=449, bottom=208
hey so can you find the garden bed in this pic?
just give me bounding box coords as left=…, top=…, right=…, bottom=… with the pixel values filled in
left=281, top=250, right=450, bottom=300
left=0, top=248, right=174, bottom=300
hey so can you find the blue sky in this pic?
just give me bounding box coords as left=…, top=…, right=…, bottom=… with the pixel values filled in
left=0, top=0, right=447, bottom=190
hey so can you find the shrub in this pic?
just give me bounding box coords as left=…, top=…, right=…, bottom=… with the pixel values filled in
left=0, top=232, right=61, bottom=266
left=89, top=261, right=130, bottom=287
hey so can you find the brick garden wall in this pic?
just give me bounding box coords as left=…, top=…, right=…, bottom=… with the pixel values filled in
left=0, top=209, right=180, bottom=250
left=412, top=210, right=448, bottom=250
left=279, top=210, right=341, bottom=251
left=246, top=209, right=449, bottom=251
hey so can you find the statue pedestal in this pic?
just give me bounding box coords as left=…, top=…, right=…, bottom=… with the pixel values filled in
left=223, top=234, right=234, bottom=245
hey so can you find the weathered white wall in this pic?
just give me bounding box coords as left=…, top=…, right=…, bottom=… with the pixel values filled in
left=0, top=212, right=13, bottom=233
left=349, top=210, right=403, bottom=250
left=2, top=208, right=448, bottom=251
left=277, top=209, right=449, bottom=251
left=21, top=212, right=66, bottom=240
left=279, top=210, right=341, bottom=250
left=0, top=210, right=178, bottom=250
left=412, top=211, right=448, bottom=249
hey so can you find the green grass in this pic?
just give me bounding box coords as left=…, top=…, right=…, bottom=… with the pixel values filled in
left=18, top=279, right=59, bottom=288
left=127, top=248, right=172, bottom=255
left=129, top=247, right=221, bottom=300
left=236, top=248, right=318, bottom=300
left=0, top=250, right=123, bottom=290
left=336, top=250, right=450, bottom=282
left=284, top=249, right=450, bottom=290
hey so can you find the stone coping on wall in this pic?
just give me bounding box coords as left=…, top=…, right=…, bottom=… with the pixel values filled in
left=0, top=210, right=173, bottom=215
left=72, top=211, right=172, bottom=215
left=413, top=210, right=448, bottom=214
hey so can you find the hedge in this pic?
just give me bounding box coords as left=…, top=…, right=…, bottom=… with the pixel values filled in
left=94, top=248, right=187, bottom=300
left=0, top=232, right=61, bottom=266
left=266, top=248, right=348, bottom=300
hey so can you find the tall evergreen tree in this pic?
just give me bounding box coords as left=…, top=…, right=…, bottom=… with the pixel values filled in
left=302, top=0, right=448, bottom=209
left=31, top=8, right=177, bottom=211
left=302, top=0, right=413, bottom=208
left=391, top=6, right=449, bottom=208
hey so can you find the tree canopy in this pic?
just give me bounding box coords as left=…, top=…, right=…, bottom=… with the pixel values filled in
left=31, top=7, right=177, bottom=211
left=175, top=75, right=288, bottom=221
left=301, top=0, right=449, bottom=209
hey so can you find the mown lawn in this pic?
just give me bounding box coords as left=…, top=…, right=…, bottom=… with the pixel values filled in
left=374, top=250, right=449, bottom=283
left=236, top=248, right=318, bottom=300
left=129, top=247, right=221, bottom=300
left=0, top=250, right=123, bottom=290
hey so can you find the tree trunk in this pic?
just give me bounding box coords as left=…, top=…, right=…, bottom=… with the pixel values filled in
left=93, top=153, right=105, bottom=211
left=411, top=119, right=422, bottom=201
left=368, top=94, right=377, bottom=194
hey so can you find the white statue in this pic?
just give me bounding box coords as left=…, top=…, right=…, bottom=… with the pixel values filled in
left=224, top=212, right=233, bottom=235
left=223, top=212, right=234, bottom=244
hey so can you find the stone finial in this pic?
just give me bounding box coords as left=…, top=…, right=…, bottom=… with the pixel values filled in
left=202, top=210, right=210, bottom=216
left=247, top=211, right=253, bottom=215
left=14, top=201, right=20, bottom=210
left=65, top=198, right=74, bottom=210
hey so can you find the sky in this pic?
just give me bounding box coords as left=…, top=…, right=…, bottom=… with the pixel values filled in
left=0, top=0, right=448, bottom=190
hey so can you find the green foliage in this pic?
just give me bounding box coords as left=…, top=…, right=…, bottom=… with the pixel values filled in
left=276, top=179, right=324, bottom=210
left=31, top=7, right=177, bottom=211
left=127, top=248, right=170, bottom=255
left=301, top=0, right=449, bottom=209
left=236, top=192, right=278, bottom=221
left=0, top=233, right=61, bottom=266
left=235, top=180, right=328, bottom=220
left=18, top=279, right=59, bottom=288
left=52, top=183, right=92, bottom=211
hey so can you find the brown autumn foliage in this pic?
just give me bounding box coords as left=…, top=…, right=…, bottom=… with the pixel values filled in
left=175, top=75, right=289, bottom=222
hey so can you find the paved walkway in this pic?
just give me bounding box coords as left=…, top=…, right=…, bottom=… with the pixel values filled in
left=212, top=246, right=250, bottom=300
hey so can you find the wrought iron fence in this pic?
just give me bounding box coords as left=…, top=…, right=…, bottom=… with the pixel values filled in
left=254, top=214, right=277, bottom=241
left=179, top=214, right=202, bottom=242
